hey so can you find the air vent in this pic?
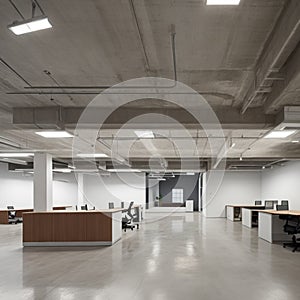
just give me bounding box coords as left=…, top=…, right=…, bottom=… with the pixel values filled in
left=228, top=165, right=263, bottom=170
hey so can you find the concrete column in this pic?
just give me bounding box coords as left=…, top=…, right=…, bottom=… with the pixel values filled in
left=77, top=173, right=84, bottom=209
left=34, top=153, right=53, bottom=211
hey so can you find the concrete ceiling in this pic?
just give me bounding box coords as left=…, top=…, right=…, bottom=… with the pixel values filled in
left=0, top=0, right=300, bottom=170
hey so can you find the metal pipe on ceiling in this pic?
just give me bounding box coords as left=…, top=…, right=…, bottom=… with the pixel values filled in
left=7, top=30, right=178, bottom=93
left=0, top=58, right=32, bottom=87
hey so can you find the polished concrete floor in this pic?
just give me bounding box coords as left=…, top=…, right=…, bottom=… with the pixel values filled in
left=0, top=213, right=300, bottom=300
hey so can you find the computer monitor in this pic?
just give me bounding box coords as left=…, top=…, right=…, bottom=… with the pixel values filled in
left=255, top=200, right=262, bottom=205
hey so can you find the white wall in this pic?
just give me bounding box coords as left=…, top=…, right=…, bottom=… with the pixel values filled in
left=148, top=179, right=159, bottom=208
left=261, top=161, right=300, bottom=210
left=82, top=172, right=146, bottom=209
left=203, top=170, right=261, bottom=218
left=0, top=163, right=78, bottom=209
left=52, top=174, right=78, bottom=207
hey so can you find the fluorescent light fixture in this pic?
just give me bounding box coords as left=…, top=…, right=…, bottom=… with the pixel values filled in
left=158, top=178, right=166, bottom=181
left=292, top=140, right=299, bottom=143
left=135, top=130, right=154, bottom=139
left=1, top=158, right=28, bottom=165
left=206, top=0, right=240, bottom=5
left=186, top=172, right=195, bottom=175
left=0, top=153, right=33, bottom=157
left=77, top=153, right=108, bottom=158
left=264, top=130, right=296, bottom=139
left=108, top=168, right=141, bottom=173
left=35, top=131, right=73, bottom=138
left=8, top=16, right=52, bottom=35
left=53, top=168, right=72, bottom=173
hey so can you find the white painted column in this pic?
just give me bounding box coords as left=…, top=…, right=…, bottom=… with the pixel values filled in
left=77, top=173, right=84, bottom=209
left=34, top=153, right=53, bottom=211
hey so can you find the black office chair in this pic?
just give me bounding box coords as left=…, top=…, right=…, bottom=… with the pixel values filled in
left=276, top=204, right=289, bottom=211
left=255, top=200, right=262, bottom=205
left=81, top=204, right=88, bottom=210
left=108, top=202, right=114, bottom=209
left=283, top=216, right=300, bottom=252
left=265, top=201, right=274, bottom=209
left=7, top=206, right=22, bottom=224
left=121, top=202, right=125, bottom=208
left=122, top=202, right=139, bottom=232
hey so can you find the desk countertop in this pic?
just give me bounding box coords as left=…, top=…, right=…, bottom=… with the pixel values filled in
left=259, top=210, right=300, bottom=216
left=226, top=205, right=265, bottom=208
left=23, top=209, right=124, bottom=214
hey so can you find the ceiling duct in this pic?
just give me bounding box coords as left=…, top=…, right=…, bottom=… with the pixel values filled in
left=13, top=107, right=65, bottom=129
left=275, top=106, right=300, bottom=130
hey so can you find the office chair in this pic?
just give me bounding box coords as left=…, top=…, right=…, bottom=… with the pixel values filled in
left=265, top=201, right=274, bottom=209
left=283, top=216, right=300, bottom=252
left=7, top=206, right=22, bottom=224
left=281, top=200, right=289, bottom=209
left=108, top=202, right=114, bottom=209
left=255, top=200, right=262, bottom=205
left=122, top=202, right=139, bottom=232
left=276, top=204, right=289, bottom=211
left=81, top=204, right=88, bottom=210
left=121, top=202, right=125, bottom=208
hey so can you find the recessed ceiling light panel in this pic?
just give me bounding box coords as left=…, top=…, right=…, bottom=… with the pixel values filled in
left=8, top=16, right=52, bottom=35
left=206, top=0, right=240, bottom=5
left=108, top=169, right=141, bottom=173
left=35, top=131, right=73, bottom=138
left=0, top=153, right=33, bottom=157
left=134, top=130, right=154, bottom=139
left=264, top=130, right=296, bottom=139
left=77, top=153, right=108, bottom=158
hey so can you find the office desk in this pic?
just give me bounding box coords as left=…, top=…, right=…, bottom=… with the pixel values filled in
left=23, top=209, right=123, bottom=247
left=226, top=205, right=265, bottom=222
left=258, top=210, right=300, bottom=243
left=0, top=209, right=33, bottom=224
left=242, top=208, right=265, bottom=228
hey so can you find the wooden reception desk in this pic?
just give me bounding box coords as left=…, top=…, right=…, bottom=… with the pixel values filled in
left=23, top=209, right=123, bottom=247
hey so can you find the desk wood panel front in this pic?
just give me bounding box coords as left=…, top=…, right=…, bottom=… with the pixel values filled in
left=23, top=211, right=119, bottom=245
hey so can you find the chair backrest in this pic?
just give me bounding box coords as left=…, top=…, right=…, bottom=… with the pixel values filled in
left=121, top=202, right=125, bottom=208
left=108, top=202, right=114, bottom=209
left=255, top=200, right=262, bottom=205
left=127, top=202, right=134, bottom=219
left=276, top=204, right=288, bottom=211
left=81, top=205, right=88, bottom=210
left=284, top=216, right=300, bottom=234
left=265, top=201, right=274, bottom=209
left=7, top=206, right=14, bottom=210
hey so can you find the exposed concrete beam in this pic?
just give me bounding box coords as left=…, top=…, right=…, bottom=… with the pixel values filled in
left=240, top=0, right=300, bottom=114
left=264, top=43, right=300, bottom=114
left=13, top=106, right=276, bottom=130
